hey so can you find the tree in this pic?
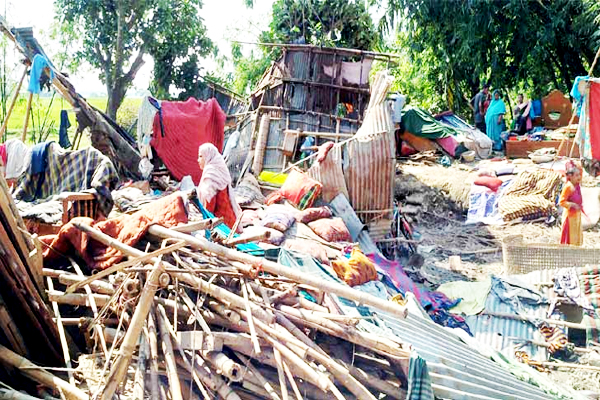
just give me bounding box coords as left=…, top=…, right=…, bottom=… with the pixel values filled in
left=374, top=0, right=600, bottom=115
left=228, top=0, right=379, bottom=95
left=55, top=0, right=213, bottom=119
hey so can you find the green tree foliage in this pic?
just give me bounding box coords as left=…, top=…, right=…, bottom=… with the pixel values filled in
left=230, top=0, right=379, bottom=95
left=375, top=0, right=600, bottom=115
left=55, top=0, right=213, bottom=118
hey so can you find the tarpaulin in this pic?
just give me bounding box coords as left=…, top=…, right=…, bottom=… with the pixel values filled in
left=400, top=106, right=458, bottom=139
left=151, top=98, right=225, bottom=184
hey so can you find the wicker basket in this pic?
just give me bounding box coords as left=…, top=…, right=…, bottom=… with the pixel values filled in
left=502, top=234, right=600, bottom=274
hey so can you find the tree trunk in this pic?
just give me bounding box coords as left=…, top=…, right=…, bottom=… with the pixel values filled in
left=106, top=81, right=128, bottom=121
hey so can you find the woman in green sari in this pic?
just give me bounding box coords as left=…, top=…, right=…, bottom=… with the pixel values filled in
left=485, top=90, right=506, bottom=151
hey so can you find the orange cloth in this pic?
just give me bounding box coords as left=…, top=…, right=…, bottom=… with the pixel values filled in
left=41, top=193, right=188, bottom=270
left=332, top=248, right=378, bottom=287
left=205, top=187, right=238, bottom=228
left=559, top=182, right=583, bottom=245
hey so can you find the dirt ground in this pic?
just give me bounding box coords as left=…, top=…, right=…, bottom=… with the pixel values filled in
left=395, top=161, right=600, bottom=396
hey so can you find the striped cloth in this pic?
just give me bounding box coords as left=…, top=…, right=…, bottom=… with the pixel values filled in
left=499, top=170, right=562, bottom=221
left=14, top=143, right=118, bottom=216
left=539, top=323, right=568, bottom=354
left=577, top=265, right=600, bottom=344
left=406, top=350, right=435, bottom=400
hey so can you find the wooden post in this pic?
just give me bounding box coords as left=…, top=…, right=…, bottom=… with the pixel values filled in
left=21, top=91, right=33, bottom=143
left=0, top=66, right=27, bottom=139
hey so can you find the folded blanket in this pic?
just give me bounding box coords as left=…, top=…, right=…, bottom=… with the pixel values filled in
left=498, top=170, right=561, bottom=221
left=41, top=193, right=188, bottom=270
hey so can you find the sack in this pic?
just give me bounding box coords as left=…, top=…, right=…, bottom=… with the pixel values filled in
left=473, top=176, right=503, bottom=192
left=296, top=206, right=332, bottom=224
left=266, top=168, right=322, bottom=210
left=308, top=217, right=352, bottom=242
left=332, top=248, right=378, bottom=286
left=262, top=205, right=296, bottom=232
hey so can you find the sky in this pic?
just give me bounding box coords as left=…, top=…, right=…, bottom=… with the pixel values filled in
left=0, top=0, right=275, bottom=96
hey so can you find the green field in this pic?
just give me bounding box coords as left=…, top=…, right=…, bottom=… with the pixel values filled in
left=1, top=94, right=142, bottom=148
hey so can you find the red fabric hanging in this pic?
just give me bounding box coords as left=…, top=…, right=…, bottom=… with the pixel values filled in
left=151, top=98, right=225, bottom=184
left=588, top=82, right=600, bottom=160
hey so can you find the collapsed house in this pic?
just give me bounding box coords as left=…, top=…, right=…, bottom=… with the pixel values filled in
left=0, top=18, right=597, bottom=399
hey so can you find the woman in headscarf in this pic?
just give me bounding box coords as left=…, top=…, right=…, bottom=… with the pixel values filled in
left=485, top=90, right=506, bottom=151
left=197, top=143, right=241, bottom=228
left=559, top=160, right=583, bottom=246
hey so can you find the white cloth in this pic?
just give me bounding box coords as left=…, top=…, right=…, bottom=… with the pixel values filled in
left=5, top=139, right=31, bottom=179
left=137, top=96, right=158, bottom=160
left=196, top=143, right=241, bottom=217
left=223, top=130, right=240, bottom=163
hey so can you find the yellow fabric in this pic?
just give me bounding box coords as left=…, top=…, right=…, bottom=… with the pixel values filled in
left=332, top=248, right=377, bottom=287
left=258, top=171, right=288, bottom=187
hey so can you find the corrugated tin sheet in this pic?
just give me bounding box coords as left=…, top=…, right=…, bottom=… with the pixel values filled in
left=278, top=248, right=577, bottom=400
left=344, top=129, right=395, bottom=225
left=465, top=284, right=549, bottom=361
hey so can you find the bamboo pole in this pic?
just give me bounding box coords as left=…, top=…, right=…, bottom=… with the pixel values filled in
left=132, top=334, right=148, bottom=399
left=54, top=272, right=115, bottom=295
left=193, top=354, right=242, bottom=400
left=273, top=347, right=289, bottom=400
left=241, top=278, right=261, bottom=355
left=0, top=344, right=88, bottom=400
left=0, top=66, right=27, bottom=139
left=70, top=260, right=109, bottom=358
left=225, top=230, right=271, bottom=246
left=100, top=261, right=165, bottom=400
left=155, top=306, right=183, bottom=400
left=204, top=351, right=243, bottom=382
left=146, top=314, right=160, bottom=400
left=481, top=311, right=586, bottom=330
left=171, top=218, right=220, bottom=233
left=21, top=92, right=32, bottom=142
left=282, top=360, right=303, bottom=400
left=147, top=225, right=409, bottom=319
left=45, top=277, right=74, bottom=385
left=235, top=352, right=281, bottom=400
left=64, top=240, right=185, bottom=294
left=253, top=317, right=376, bottom=400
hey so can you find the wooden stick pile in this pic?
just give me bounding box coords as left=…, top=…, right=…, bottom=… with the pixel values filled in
left=28, top=219, right=411, bottom=399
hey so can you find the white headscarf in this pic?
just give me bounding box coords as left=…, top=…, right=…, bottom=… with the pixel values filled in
left=5, top=139, right=31, bottom=180
left=197, top=143, right=241, bottom=217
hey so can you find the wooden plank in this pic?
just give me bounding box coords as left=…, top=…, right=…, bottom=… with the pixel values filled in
left=505, top=139, right=580, bottom=159
left=0, top=175, right=43, bottom=295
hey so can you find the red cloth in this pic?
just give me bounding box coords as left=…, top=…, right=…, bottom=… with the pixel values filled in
left=589, top=82, right=600, bottom=160
left=41, top=193, right=188, bottom=270
left=473, top=176, right=503, bottom=191
left=205, top=187, right=238, bottom=228
left=436, top=136, right=458, bottom=157
left=151, top=98, right=225, bottom=184
left=0, top=144, right=6, bottom=166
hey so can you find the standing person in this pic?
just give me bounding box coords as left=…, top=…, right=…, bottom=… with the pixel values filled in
left=473, top=84, right=489, bottom=133
left=559, top=161, right=583, bottom=246
left=196, top=143, right=242, bottom=229
left=485, top=90, right=507, bottom=151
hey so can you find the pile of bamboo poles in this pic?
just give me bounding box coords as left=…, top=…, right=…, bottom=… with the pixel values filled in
left=21, top=219, right=411, bottom=399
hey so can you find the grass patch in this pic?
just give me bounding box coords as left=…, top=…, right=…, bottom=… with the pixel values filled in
left=2, top=95, right=142, bottom=148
